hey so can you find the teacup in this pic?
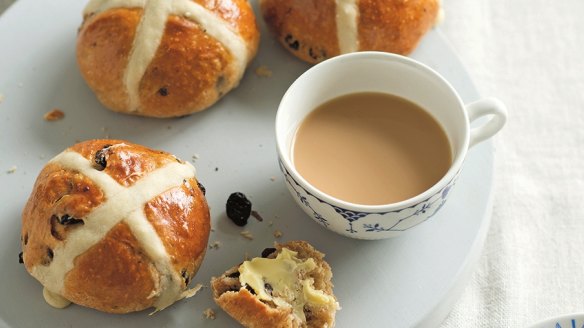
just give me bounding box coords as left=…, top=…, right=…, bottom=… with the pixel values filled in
left=275, top=52, right=507, bottom=240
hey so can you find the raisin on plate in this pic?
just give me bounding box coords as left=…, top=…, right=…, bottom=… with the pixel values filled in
left=226, top=192, right=252, bottom=226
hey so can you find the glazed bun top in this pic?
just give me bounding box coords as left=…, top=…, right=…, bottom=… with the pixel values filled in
left=77, top=0, right=260, bottom=117
left=261, top=0, right=442, bottom=64
left=21, top=140, right=210, bottom=313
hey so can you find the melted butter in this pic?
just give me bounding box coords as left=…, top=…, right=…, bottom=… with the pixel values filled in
left=239, top=248, right=337, bottom=321
left=43, top=288, right=71, bottom=309
left=302, top=279, right=334, bottom=305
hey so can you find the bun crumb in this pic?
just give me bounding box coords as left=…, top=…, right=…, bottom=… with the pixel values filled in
left=254, top=65, right=272, bottom=78
left=203, top=308, right=216, bottom=320
left=43, top=108, right=65, bottom=121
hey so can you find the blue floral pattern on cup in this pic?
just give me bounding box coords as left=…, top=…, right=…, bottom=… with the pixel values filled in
left=294, top=190, right=330, bottom=228
left=279, top=159, right=459, bottom=239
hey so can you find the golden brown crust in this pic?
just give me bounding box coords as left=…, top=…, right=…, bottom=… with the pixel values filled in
left=76, top=8, right=141, bottom=112
left=144, top=177, right=210, bottom=280
left=214, top=288, right=298, bottom=328
left=138, top=15, right=234, bottom=117
left=63, top=222, right=158, bottom=313
left=261, top=0, right=439, bottom=64
left=77, top=1, right=260, bottom=118
left=261, top=0, right=338, bottom=64
left=196, top=0, right=260, bottom=54
left=21, top=139, right=211, bottom=314
left=21, top=163, right=105, bottom=270
left=69, top=139, right=118, bottom=159
left=211, top=241, right=337, bottom=328
left=358, top=0, right=439, bottom=54
left=70, top=140, right=176, bottom=187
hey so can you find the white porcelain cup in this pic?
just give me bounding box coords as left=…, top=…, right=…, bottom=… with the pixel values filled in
left=275, top=52, right=507, bottom=240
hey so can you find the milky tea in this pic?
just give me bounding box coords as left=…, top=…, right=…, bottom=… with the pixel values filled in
left=292, top=92, right=452, bottom=206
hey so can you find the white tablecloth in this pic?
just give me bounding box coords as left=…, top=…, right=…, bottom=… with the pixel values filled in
left=1, top=0, right=583, bottom=327
left=440, top=0, right=584, bottom=327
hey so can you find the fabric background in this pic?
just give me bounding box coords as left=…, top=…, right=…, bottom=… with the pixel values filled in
left=2, top=0, right=583, bottom=327
left=439, top=0, right=584, bottom=327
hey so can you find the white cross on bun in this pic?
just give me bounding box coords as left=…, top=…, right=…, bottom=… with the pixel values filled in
left=20, top=140, right=210, bottom=313
left=260, top=0, right=442, bottom=64
left=77, top=0, right=260, bottom=117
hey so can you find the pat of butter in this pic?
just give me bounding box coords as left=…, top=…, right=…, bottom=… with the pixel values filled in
left=239, top=248, right=337, bottom=321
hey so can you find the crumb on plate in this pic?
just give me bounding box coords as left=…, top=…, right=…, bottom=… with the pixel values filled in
left=273, top=230, right=283, bottom=238
left=6, top=166, right=17, bottom=174
left=254, top=65, right=272, bottom=78
left=209, top=241, right=221, bottom=250
left=251, top=210, right=264, bottom=222
left=240, top=230, right=254, bottom=240
left=43, top=108, right=65, bottom=121
left=182, top=283, right=203, bottom=299
left=203, top=308, right=216, bottom=320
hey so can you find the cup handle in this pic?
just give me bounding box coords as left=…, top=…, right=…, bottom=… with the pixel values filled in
left=466, top=98, right=508, bottom=148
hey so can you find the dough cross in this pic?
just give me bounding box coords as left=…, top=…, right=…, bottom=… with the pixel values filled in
left=335, top=0, right=359, bottom=53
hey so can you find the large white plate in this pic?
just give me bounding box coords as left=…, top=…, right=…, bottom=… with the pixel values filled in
left=0, top=1, right=493, bottom=327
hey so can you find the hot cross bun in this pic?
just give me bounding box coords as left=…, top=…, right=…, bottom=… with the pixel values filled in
left=77, top=0, right=260, bottom=117
left=20, top=140, right=210, bottom=313
left=260, top=0, right=442, bottom=64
